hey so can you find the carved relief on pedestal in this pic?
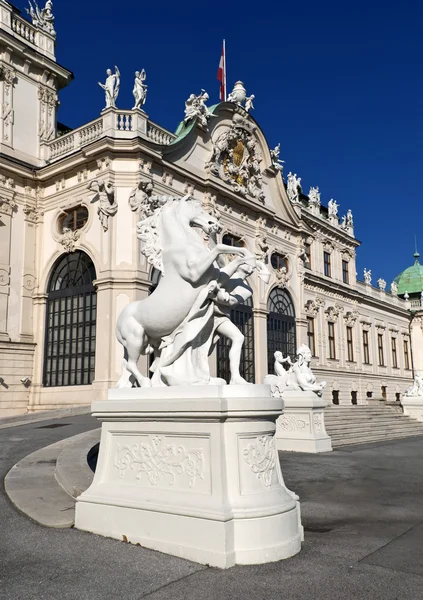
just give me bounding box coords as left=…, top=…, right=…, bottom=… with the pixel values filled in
left=313, top=413, right=322, bottom=433
left=242, top=435, right=276, bottom=488
left=114, top=436, right=205, bottom=489
left=277, top=415, right=308, bottom=432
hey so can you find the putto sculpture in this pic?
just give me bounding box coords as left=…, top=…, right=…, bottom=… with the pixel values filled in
left=286, top=172, right=301, bottom=203
left=132, top=69, right=147, bottom=110
left=404, top=374, right=423, bottom=397
left=116, top=193, right=269, bottom=387
left=88, top=180, right=117, bottom=231
left=270, top=143, right=284, bottom=172
left=184, top=90, right=214, bottom=127
left=264, top=346, right=327, bottom=396
left=26, top=0, right=55, bottom=36
left=363, top=268, right=372, bottom=285
left=98, top=66, right=120, bottom=110
left=227, top=81, right=255, bottom=112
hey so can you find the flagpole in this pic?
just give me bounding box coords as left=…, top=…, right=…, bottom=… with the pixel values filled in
left=223, top=39, right=227, bottom=101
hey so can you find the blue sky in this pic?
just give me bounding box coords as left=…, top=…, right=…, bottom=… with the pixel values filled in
left=27, top=0, right=422, bottom=285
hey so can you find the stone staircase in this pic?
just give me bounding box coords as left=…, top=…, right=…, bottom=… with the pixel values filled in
left=325, top=402, right=423, bottom=448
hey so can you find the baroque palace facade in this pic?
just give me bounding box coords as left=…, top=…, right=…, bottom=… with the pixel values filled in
left=0, top=0, right=417, bottom=416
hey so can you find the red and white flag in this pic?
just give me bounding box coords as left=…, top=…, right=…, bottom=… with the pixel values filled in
left=217, top=40, right=226, bottom=102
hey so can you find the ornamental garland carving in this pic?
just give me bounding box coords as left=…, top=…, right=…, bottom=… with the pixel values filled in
left=324, top=304, right=344, bottom=322
left=304, top=298, right=325, bottom=317
left=243, top=435, right=276, bottom=488
left=277, top=415, right=308, bottom=432
left=114, top=436, right=204, bottom=489
left=0, top=195, right=17, bottom=215
left=207, top=113, right=265, bottom=203
left=23, top=204, right=44, bottom=223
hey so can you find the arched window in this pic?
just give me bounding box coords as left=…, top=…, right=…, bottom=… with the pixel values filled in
left=216, top=296, right=255, bottom=383
left=43, top=251, right=97, bottom=387
left=267, top=288, right=296, bottom=374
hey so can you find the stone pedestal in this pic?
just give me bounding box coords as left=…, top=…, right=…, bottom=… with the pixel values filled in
left=401, top=396, right=423, bottom=422
left=276, top=391, right=332, bottom=453
left=75, top=385, right=302, bottom=568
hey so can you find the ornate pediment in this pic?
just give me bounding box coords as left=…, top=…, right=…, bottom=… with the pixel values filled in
left=207, top=113, right=265, bottom=203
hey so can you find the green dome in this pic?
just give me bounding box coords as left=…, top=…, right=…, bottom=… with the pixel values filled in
left=393, top=252, right=423, bottom=297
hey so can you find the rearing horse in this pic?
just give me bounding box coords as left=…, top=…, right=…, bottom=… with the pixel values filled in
left=116, top=195, right=251, bottom=387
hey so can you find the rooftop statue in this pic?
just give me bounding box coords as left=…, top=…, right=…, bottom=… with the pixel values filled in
left=270, top=143, right=284, bottom=172
left=98, top=66, right=120, bottom=110
left=286, top=172, right=301, bottom=202
left=116, top=194, right=270, bottom=388
left=184, top=90, right=214, bottom=127
left=363, top=268, right=372, bottom=285
left=132, top=69, right=147, bottom=110
left=244, top=94, right=255, bottom=112
left=390, top=281, right=398, bottom=295
left=26, top=0, right=55, bottom=36
left=227, top=81, right=255, bottom=112
left=308, top=186, right=321, bottom=207
left=328, top=198, right=339, bottom=217
left=263, top=345, right=327, bottom=397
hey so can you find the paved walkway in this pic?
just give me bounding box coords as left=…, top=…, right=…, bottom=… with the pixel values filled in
left=0, top=414, right=423, bottom=599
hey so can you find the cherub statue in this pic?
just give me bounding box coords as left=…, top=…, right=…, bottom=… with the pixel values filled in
left=363, top=268, right=372, bottom=285
left=132, top=69, right=147, bottom=110
left=264, top=345, right=326, bottom=396
left=128, top=180, right=154, bottom=215
left=89, top=180, right=118, bottom=231
left=270, top=143, right=285, bottom=172
left=244, top=94, right=255, bottom=112
left=405, top=374, right=423, bottom=397
left=98, top=66, right=120, bottom=109
left=184, top=90, right=214, bottom=127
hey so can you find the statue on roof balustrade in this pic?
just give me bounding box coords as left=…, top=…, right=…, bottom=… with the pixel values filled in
left=132, top=69, right=147, bottom=110
left=98, top=66, right=120, bottom=109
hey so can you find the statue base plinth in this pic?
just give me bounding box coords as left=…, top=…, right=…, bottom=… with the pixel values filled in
left=401, top=396, right=423, bottom=422
left=276, top=391, right=332, bottom=453
left=75, top=385, right=302, bottom=568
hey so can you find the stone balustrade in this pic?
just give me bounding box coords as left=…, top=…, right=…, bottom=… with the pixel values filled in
left=11, top=14, right=36, bottom=44
left=1, top=4, right=56, bottom=60
left=42, top=109, right=176, bottom=162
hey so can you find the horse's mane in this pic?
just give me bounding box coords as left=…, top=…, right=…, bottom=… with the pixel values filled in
left=136, top=197, right=178, bottom=274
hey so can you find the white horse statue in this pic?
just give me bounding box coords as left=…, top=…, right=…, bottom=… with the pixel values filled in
left=116, top=194, right=268, bottom=387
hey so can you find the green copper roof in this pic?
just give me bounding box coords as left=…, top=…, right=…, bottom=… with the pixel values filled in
left=393, top=252, right=423, bottom=296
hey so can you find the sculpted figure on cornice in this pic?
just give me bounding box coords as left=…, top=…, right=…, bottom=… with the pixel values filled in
left=128, top=180, right=154, bottom=215
left=308, top=186, right=321, bottom=207
left=264, top=346, right=327, bottom=397
left=270, top=143, right=284, bottom=172
left=98, top=66, right=120, bottom=110
left=227, top=81, right=255, bottom=113
left=390, top=281, right=398, bottom=296
left=26, top=0, right=55, bottom=36
left=363, top=268, right=372, bottom=285
left=286, top=172, right=301, bottom=203
left=328, top=199, right=339, bottom=218
left=89, top=180, right=117, bottom=231
left=377, top=278, right=386, bottom=291
left=207, top=113, right=265, bottom=203
left=184, top=90, right=214, bottom=127
left=132, top=69, right=147, bottom=110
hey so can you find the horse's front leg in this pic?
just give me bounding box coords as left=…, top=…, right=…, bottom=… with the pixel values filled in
left=184, top=244, right=249, bottom=283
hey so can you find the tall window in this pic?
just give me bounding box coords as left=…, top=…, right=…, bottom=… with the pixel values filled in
left=43, top=251, right=96, bottom=387
left=342, top=260, right=349, bottom=284
left=267, top=288, right=296, bottom=374
left=307, top=317, right=316, bottom=356
left=328, top=322, right=336, bottom=359
left=378, top=334, right=385, bottom=366
left=324, top=251, right=331, bottom=277
left=346, top=326, right=354, bottom=362
left=363, top=330, right=370, bottom=364
left=391, top=337, right=398, bottom=368
left=404, top=339, right=410, bottom=370
left=217, top=296, right=255, bottom=383
left=304, top=243, right=311, bottom=268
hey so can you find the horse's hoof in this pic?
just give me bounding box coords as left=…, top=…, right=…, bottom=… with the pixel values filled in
left=141, top=378, right=152, bottom=388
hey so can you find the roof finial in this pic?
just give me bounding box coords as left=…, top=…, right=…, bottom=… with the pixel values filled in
left=414, top=235, right=420, bottom=264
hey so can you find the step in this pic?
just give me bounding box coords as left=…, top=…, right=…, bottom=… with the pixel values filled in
left=332, top=432, right=423, bottom=447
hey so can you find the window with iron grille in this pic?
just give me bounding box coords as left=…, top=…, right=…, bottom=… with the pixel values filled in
left=363, top=330, right=370, bottom=364
left=328, top=322, right=336, bottom=359
left=378, top=333, right=385, bottom=366
left=43, top=251, right=96, bottom=387
left=324, top=251, right=331, bottom=278
left=216, top=296, right=255, bottom=383
left=342, top=260, right=349, bottom=284
left=404, top=339, right=410, bottom=369
left=266, top=288, right=296, bottom=374
left=391, top=337, right=398, bottom=368
left=307, top=317, right=316, bottom=356
left=346, top=326, right=354, bottom=362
